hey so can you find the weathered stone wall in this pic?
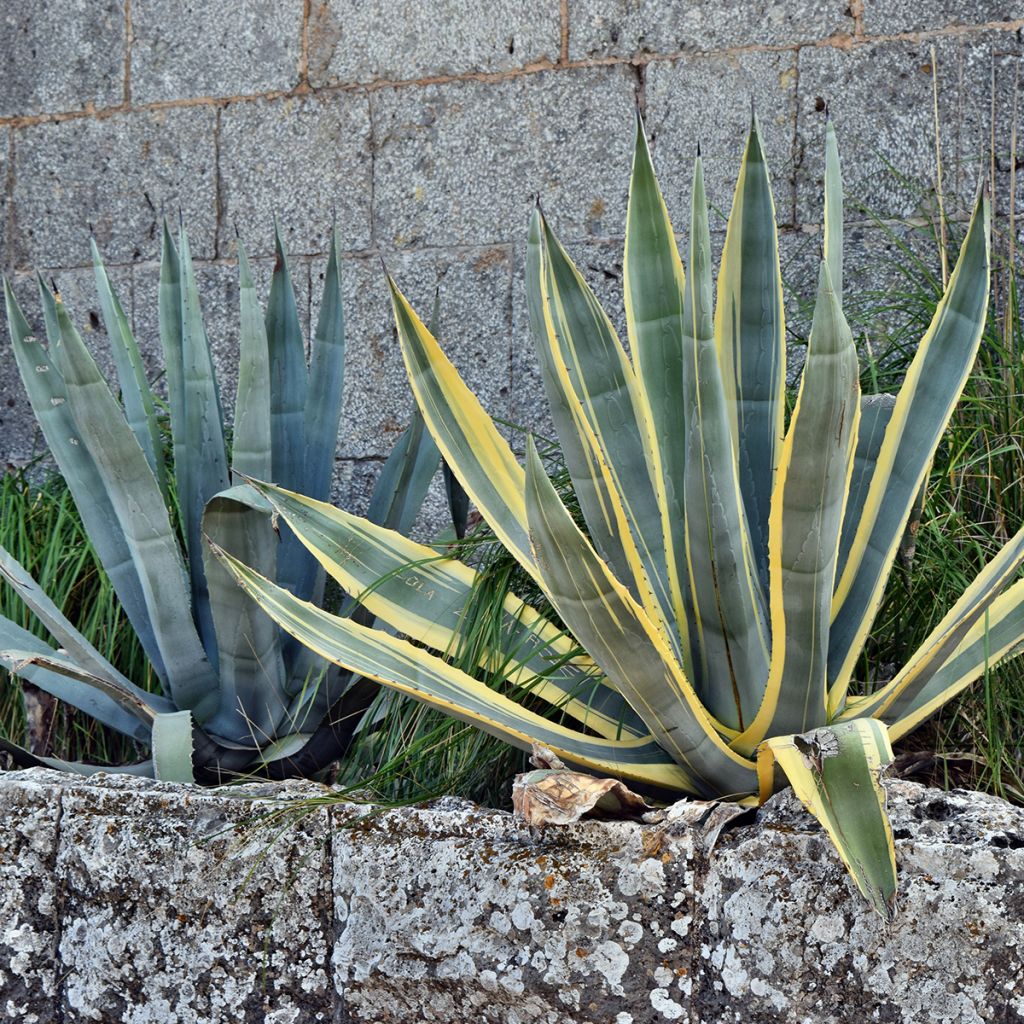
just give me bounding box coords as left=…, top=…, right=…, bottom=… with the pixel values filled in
left=3, top=768, right=1023, bottom=1023
left=0, top=2, right=1022, bottom=505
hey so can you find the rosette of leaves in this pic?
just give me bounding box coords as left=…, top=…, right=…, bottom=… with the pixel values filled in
left=0, top=222, right=439, bottom=782
left=215, top=118, right=1004, bottom=917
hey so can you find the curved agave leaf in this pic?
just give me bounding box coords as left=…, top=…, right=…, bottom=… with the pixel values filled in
left=849, top=520, right=1024, bottom=725
left=243, top=479, right=644, bottom=740
left=213, top=543, right=695, bottom=791
left=623, top=115, right=693, bottom=674
left=389, top=275, right=539, bottom=581
left=534, top=212, right=683, bottom=661
left=91, top=240, right=166, bottom=499
left=737, top=260, right=859, bottom=753
left=715, top=116, right=786, bottom=590
left=173, top=227, right=230, bottom=660
left=829, top=193, right=991, bottom=696
left=5, top=279, right=166, bottom=683
left=681, top=154, right=769, bottom=730
left=50, top=291, right=219, bottom=718
left=0, top=616, right=167, bottom=743
left=524, top=439, right=757, bottom=799
left=365, top=409, right=440, bottom=535
left=201, top=485, right=288, bottom=744
left=881, top=578, right=1024, bottom=741
left=759, top=719, right=896, bottom=921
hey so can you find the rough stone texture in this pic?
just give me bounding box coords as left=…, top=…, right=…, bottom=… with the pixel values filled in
left=371, top=68, right=638, bottom=249
left=0, top=773, right=59, bottom=1024
left=860, top=0, right=1024, bottom=34
left=130, top=0, right=303, bottom=104
left=645, top=50, right=799, bottom=226
left=218, top=93, right=373, bottom=259
left=693, top=784, right=1024, bottom=1023
left=570, top=0, right=852, bottom=59
left=0, top=1, right=124, bottom=118
left=308, top=0, right=561, bottom=86
left=10, top=106, right=218, bottom=269
left=324, top=245, right=515, bottom=459
left=5, top=770, right=1024, bottom=1022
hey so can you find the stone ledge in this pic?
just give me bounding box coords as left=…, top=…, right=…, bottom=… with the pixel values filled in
left=2, top=768, right=1022, bottom=1022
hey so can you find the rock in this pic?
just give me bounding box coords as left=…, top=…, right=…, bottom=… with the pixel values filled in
left=2, top=769, right=1023, bottom=1021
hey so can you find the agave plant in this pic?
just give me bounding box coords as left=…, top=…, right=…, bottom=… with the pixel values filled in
left=0, top=222, right=439, bottom=782
left=214, top=116, right=1007, bottom=917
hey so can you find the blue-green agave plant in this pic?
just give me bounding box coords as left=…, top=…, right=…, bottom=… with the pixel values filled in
left=0, top=223, right=440, bottom=782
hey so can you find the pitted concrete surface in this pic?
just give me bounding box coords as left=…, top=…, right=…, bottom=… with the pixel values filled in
left=1, top=770, right=1022, bottom=1022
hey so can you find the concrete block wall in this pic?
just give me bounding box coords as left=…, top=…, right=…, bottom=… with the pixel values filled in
left=0, top=2, right=1021, bottom=504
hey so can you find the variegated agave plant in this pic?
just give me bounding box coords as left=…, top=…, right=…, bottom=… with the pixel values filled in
left=0, top=223, right=439, bottom=782
left=216, top=117, right=1003, bottom=917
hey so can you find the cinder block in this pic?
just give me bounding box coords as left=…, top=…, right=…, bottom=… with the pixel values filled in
left=55, top=775, right=336, bottom=1023
left=11, top=108, right=218, bottom=269
left=0, top=1, right=124, bottom=118
left=570, top=0, right=851, bottom=59
left=0, top=771, right=60, bottom=1024
left=795, top=34, right=1021, bottom=226
left=218, top=94, right=373, bottom=260
left=371, top=67, right=638, bottom=249
left=307, top=0, right=561, bottom=86
left=644, top=51, right=799, bottom=230
left=320, top=245, right=515, bottom=461
left=860, top=0, right=1022, bottom=34
left=130, top=0, right=303, bottom=104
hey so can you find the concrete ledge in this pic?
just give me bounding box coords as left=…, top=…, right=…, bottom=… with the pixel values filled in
left=2, top=769, right=1022, bottom=1022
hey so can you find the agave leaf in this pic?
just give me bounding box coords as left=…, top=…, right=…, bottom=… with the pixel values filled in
left=303, top=224, right=347, bottom=505
left=174, top=226, right=230, bottom=659
left=681, top=153, right=770, bottom=730
left=151, top=710, right=195, bottom=783
left=443, top=461, right=470, bottom=540
left=200, top=484, right=288, bottom=744
left=850, top=521, right=1024, bottom=726
left=389, top=275, right=540, bottom=581
left=829, top=192, right=990, bottom=696
left=759, top=719, right=897, bottom=921
left=213, top=543, right=695, bottom=791
left=737, top=261, right=859, bottom=753
left=536, top=212, right=684, bottom=662
left=159, top=220, right=187, bottom=477
left=623, top=114, right=695, bottom=678
left=524, top=439, right=757, bottom=799
left=5, top=279, right=166, bottom=683
left=90, top=240, right=167, bottom=498
left=232, top=241, right=273, bottom=482
left=0, top=544, right=138, bottom=691
left=0, top=649, right=160, bottom=727
left=366, top=409, right=441, bottom=535
left=714, top=115, right=786, bottom=591
left=823, top=118, right=843, bottom=303
left=0, top=736, right=155, bottom=777
left=50, top=292, right=218, bottom=718
left=244, top=479, right=646, bottom=741
left=880, top=579, right=1024, bottom=741
left=837, top=394, right=897, bottom=582
left=0, top=617, right=166, bottom=742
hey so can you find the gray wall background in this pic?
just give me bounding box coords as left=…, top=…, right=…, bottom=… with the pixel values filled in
left=0, top=1, right=1021, bottom=514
